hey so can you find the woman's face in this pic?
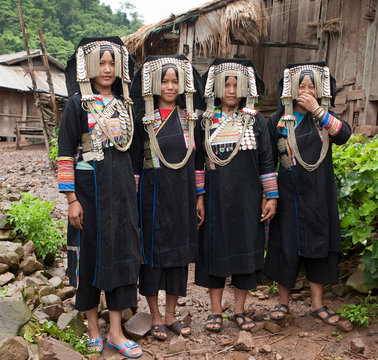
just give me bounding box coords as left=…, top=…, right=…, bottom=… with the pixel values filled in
left=298, top=75, right=316, bottom=99
left=221, top=76, right=241, bottom=108
left=159, top=67, right=179, bottom=106
left=92, top=50, right=116, bottom=94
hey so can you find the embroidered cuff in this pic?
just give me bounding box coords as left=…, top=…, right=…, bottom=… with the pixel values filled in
left=195, top=170, right=205, bottom=195
left=320, top=112, right=342, bottom=136
left=58, top=157, right=75, bottom=192
left=134, top=174, right=140, bottom=192
left=260, top=172, right=279, bottom=198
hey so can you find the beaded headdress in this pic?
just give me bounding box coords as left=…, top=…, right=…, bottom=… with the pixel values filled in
left=280, top=63, right=332, bottom=120
left=203, top=61, right=260, bottom=120
left=140, top=57, right=197, bottom=126
left=75, top=40, right=132, bottom=104
left=65, top=37, right=135, bottom=161
left=201, top=59, right=264, bottom=166
left=279, top=62, right=335, bottom=171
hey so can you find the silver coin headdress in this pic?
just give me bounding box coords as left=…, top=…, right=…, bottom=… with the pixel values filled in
left=141, top=57, right=197, bottom=125
left=75, top=40, right=132, bottom=104
left=203, top=62, right=259, bottom=120
left=281, top=64, right=332, bottom=119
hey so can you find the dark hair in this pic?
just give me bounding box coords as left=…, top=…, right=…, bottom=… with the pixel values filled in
left=154, top=63, right=185, bottom=109
left=161, top=63, right=179, bottom=81
left=214, top=75, right=244, bottom=109
left=100, top=44, right=115, bottom=60
left=299, top=69, right=315, bottom=85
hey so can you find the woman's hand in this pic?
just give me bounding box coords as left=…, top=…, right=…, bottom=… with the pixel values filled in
left=296, top=93, right=319, bottom=113
left=68, top=199, right=84, bottom=230
left=197, top=195, right=205, bottom=228
left=260, top=198, right=277, bottom=223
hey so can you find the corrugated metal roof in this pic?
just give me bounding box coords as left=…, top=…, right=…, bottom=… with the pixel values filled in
left=0, top=50, right=65, bottom=70
left=0, top=64, right=67, bottom=97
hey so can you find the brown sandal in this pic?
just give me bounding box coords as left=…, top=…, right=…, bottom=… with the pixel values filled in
left=150, top=324, right=168, bottom=340
left=205, top=314, right=223, bottom=332
left=167, top=320, right=191, bottom=337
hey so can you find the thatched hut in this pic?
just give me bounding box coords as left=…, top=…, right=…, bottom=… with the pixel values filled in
left=123, top=0, right=268, bottom=73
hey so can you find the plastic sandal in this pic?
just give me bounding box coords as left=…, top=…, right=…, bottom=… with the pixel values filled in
left=270, top=303, right=289, bottom=321
left=87, top=337, right=103, bottom=353
left=167, top=320, right=191, bottom=337
left=107, top=339, right=142, bottom=358
left=150, top=324, right=168, bottom=340
left=310, top=305, right=339, bottom=326
left=205, top=314, right=223, bottom=332
left=232, top=313, right=256, bottom=331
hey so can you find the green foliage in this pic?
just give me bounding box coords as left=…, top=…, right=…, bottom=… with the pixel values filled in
left=337, top=292, right=378, bottom=327
left=333, top=134, right=378, bottom=285
left=26, top=318, right=97, bottom=356
left=6, top=192, right=65, bottom=260
left=0, top=0, right=143, bottom=63
left=267, top=280, right=278, bottom=294
left=0, top=288, right=8, bottom=298
left=48, top=128, right=59, bottom=162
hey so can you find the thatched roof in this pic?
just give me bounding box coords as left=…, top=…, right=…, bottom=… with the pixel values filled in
left=123, top=0, right=268, bottom=59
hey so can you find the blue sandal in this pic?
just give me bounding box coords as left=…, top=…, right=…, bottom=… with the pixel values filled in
left=88, top=337, right=103, bottom=353
left=107, top=339, right=142, bottom=358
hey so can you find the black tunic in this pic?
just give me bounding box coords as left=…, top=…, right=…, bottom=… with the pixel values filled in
left=133, top=107, right=199, bottom=268
left=58, top=94, right=140, bottom=292
left=266, top=111, right=351, bottom=262
left=196, top=112, right=276, bottom=278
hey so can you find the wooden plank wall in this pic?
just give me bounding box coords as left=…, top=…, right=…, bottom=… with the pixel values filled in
left=0, top=90, right=39, bottom=138
left=228, top=0, right=378, bottom=133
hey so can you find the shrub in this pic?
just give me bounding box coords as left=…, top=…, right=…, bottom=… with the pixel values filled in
left=333, top=134, right=378, bottom=285
left=6, top=193, right=65, bottom=260
left=337, top=292, right=378, bottom=327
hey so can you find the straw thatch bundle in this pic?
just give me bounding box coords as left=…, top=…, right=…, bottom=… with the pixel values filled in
left=123, top=0, right=267, bottom=59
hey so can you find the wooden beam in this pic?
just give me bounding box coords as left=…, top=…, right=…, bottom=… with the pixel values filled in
left=258, top=41, right=319, bottom=50
left=38, top=29, right=61, bottom=127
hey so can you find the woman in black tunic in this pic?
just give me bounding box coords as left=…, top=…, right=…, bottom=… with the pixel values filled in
left=195, top=59, right=278, bottom=332
left=265, top=62, right=351, bottom=325
left=130, top=55, right=205, bottom=340
left=58, top=37, right=142, bottom=358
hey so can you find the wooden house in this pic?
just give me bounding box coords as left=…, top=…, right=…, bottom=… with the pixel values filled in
left=123, top=0, right=378, bottom=135
left=0, top=50, right=67, bottom=139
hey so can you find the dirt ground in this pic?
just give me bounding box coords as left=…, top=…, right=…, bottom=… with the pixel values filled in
left=0, top=141, right=377, bottom=360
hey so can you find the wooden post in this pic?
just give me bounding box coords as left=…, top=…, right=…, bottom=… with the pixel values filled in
left=16, top=0, right=50, bottom=155
left=38, top=29, right=61, bottom=127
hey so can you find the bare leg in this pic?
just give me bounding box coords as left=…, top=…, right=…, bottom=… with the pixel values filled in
left=270, top=283, right=290, bottom=320
left=165, top=294, right=190, bottom=336
left=206, top=288, right=223, bottom=330
left=146, top=295, right=167, bottom=339
left=107, top=310, right=141, bottom=357
left=233, top=287, right=255, bottom=330
left=309, top=281, right=339, bottom=324
left=86, top=307, right=101, bottom=351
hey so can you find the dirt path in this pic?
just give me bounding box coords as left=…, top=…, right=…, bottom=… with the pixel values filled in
left=0, top=141, right=377, bottom=360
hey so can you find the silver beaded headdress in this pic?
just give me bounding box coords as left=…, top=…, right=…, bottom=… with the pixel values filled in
left=75, top=40, right=132, bottom=102
left=281, top=64, right=332, bottom=120
left=202, top=62, right=260, bottom=166
left=75, top=40, right=134, bottom=160
left=280, top=63, right=332, bottom=172
left=203, top=62, right=259, bottom=120
left=140, top=57, right=197, bottom=126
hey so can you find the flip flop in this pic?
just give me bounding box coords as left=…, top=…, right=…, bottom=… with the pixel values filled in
left=88, top=337, right=103, bottom=353
left=167, top=320, right=191, bottom=337
left=310, top=305, right=339, bottom=326
left=150, top=324, right=168, bottom=341
left=270, top=303, right=289, bottom=321
left=205, top=314, right=223, bottom=332
left=232, top=313, right=256, bottom=331
left=107, top=339, right=142, bottom=358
